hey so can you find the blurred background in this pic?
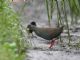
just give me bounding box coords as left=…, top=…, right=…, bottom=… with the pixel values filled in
left=0, top=0, right=80, bottom=60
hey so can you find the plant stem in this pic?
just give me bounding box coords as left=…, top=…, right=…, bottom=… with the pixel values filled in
left=45, top=0, right=51, bottom=26
left=68, top=0, right=74, bottom=25
left=63, top=0, right=71, bottom=45
left=55, top=0, right=63, bottom=43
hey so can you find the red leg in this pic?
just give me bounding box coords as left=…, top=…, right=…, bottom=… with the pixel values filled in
left=49, top=38, right=57, bottom=48
left=49, top=40, right=55, bottom=48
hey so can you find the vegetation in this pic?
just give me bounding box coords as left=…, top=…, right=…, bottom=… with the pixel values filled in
left=0, top=0, right=26, bottom=60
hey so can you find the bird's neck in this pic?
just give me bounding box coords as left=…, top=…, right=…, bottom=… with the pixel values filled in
left=30, top=25, right=37, bottom=31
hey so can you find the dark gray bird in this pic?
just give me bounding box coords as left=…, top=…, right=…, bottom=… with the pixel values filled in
left=27, top=22, right=64, bottom=48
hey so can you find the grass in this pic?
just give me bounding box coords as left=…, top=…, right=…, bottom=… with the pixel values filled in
left=0, top=0, right=27, bottom=60
left=0, top=44, right=25, bottom=60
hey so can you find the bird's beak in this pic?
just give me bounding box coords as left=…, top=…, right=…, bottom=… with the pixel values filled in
left=26, top=28, right=30, bottom=34
left=26, top=27, right=33, bottom=35
left=26, top=28, right=29, bottom=31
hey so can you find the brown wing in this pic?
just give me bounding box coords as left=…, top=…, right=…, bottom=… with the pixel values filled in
left=38, top=28, right=59, bottom=34
left=35, top=27, right=59, bottom=39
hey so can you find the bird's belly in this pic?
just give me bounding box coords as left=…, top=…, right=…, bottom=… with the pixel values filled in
left=37, top=35, right=53, bottom=40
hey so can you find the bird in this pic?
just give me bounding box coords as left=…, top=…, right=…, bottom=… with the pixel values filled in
left=27, top=22, right=64, bottom=48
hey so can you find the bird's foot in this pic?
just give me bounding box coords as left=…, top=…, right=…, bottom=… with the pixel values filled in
left=48, top=38, right=58, bottom=48
left=49, top=40, right=55, bottom=48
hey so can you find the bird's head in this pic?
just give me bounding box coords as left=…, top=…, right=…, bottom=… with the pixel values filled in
left=30, top=21, right=36, bottom=26
left=27, top=21, right=36, bottom=33
left=27, top=24, right=32, bottom=33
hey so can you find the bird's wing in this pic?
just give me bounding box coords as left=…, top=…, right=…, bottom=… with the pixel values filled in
left=35, top=28, right=59, bottom=38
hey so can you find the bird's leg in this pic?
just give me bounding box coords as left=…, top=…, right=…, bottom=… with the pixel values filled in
left=49, top=40, right=55, bottom=48
left=49, top=38, right=57, bottom=48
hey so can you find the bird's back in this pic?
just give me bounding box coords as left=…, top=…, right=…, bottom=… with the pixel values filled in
left=34, top=26, right=63, bottom=40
